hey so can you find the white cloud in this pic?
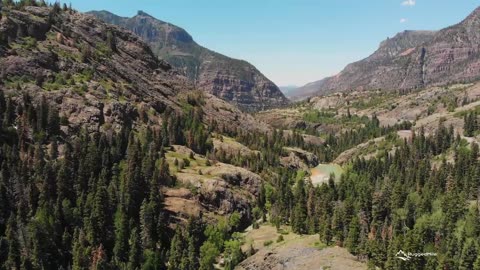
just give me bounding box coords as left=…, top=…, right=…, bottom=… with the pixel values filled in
left=400, top=18, right=408, bottom=23
left=401, top=0, right=416, bottom=6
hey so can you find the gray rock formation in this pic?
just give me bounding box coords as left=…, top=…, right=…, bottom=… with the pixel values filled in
left=280, top=147, right=319, bottom=170
left=89, top=10, right=289, bottom=111
left=0, top=6, right=268, bottom=136
left=295, top=6, right=480, bottom=97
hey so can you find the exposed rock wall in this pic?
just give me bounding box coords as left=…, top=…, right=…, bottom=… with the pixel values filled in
left=296, top=7, right=480, bottom=97
left=89, top=10, right=289, bottom=111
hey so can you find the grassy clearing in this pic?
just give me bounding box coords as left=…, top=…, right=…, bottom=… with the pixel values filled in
left=242, top=224, right=324, bottom=252
left=165, top=149, right=211, bottom=175
left=453, top=105, right=480, bottom=118
left=350, top=94, right=393, bottom=110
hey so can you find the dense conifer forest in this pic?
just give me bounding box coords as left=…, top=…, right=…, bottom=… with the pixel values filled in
left=2, top=1, right=480, bottom=270
left=3, top=85, right=480, bottom=269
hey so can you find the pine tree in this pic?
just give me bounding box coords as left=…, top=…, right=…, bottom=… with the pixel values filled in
left=72, top=229, right=90, bottom=270
left=473, top=255, right=480, bottom=270
left=464, top=112, right=478, bottom=137
left=292, top=179, right=307, bottom=234
left=124, top=134, right=146, bottom=219
left=142, top=249, right=164, bottom=270
left=199, top=241, right=219, bottom=270
left=345, top=216, right=361, bottom=254
left=322, top=216, right=333, bottom=245
left=56, top=160, right=73, bottom=203
left=4, top=214, right=20, bottom=270
left=90, top=244, right=109, bottom=270
left=187, top=234, right=198, bottom=270
left=459, top=239, right=477, bottom=270
left=168, top=228, right=184, bottom=270
left=49, top=138, right=58, bottom=160
left=223, top=240, right=244, bottom=270
left=46, top=106, right=60, bottom=137
left=127, top=227, right=142, bottom=270
left=89, top=170, right=110, bottom=246
left=139, top=181, right=166, bottom=253
left=0, top=90, right=5, bottom=121
left=113, top=206, right=129, bottom=264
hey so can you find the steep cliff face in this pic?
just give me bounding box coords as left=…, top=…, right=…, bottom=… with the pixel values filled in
left=89, top=10, right=289, bottom=111
left=0, top=6, right=267, bottom=134
left=0, top=6, right=185, bottom=134
left=296, top=6, right=480, bottom=97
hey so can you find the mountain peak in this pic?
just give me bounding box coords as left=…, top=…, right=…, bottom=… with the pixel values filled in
left=293, top=5, right=480, bottom=98
left=137, top=10, right=153, bottom=17
left=91, top=10, right=289, bottom=111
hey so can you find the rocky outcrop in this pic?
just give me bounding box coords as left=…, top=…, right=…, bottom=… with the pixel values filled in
left=237, top=245, right=367, bottom=270
left=89, top=10, right=289, bottom=111
left=174, top=162, right=262, bottom=227
left=296, top=6, right=480, bottom=97
left=0, top=6, right=268, bottom=136
left=280, top=147, right=319, bottom=170
left=212, top=136, right=259, bottom=158
left=0, top=6, right=186, bottom=134
left=202, top=93, right=270, bottom=133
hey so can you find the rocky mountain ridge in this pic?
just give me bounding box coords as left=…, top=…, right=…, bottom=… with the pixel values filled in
left=294, top=6, right=480, bottom=98
left=88, top=10, right=289, bottom=111
left=0, top=6, right=268, bottom=133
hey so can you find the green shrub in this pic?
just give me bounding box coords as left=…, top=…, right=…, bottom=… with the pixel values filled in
left=23, top=37, right=37, bottom=50
left=276, top=235, right=284, bottom=243
left=263, top=240, right=273, bottom=247
left=95, top=42, right=112, bottom=58
left=80, top=44, right=91, bottom=62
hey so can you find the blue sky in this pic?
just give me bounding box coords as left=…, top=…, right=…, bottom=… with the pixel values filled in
left=52, top=0, right=479, bottom=86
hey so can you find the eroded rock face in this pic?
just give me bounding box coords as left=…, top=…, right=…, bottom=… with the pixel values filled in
left=212, top=136, right=259, bottom=158
left=280, top=147, right=319, bottom=170
left=0, top=6, right=268, bottom=136
left=0, top=6, right=188, bottom=135
left=297, top=7, right=480, bottom=97
left=202, top=93, right=271, bottom=133
left=89, top=10, right=289, bottom=111
left=174, top=162, right=263, bottom=227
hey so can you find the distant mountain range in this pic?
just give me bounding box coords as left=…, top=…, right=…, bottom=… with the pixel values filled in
left=279, top=85, right=299, bottom=96
left=88, top=10, right=289, bottom=111
left=293, top=6, right=480, bottom=99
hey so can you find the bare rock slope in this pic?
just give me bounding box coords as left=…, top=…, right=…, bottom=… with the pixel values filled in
left=236, top=225, right=366, bottom=270
left=296, top=6, right=480, bottom=98
left=0, top=6, right=268, bottom=134
left=89, top=10, right=289, bottom=111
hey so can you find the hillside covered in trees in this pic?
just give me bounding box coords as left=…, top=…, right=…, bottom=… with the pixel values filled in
left=1, top=1, right=480, bottom=270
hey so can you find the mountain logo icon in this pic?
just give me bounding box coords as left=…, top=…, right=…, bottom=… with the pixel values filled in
left=395, top=250, right=411, bottom=261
